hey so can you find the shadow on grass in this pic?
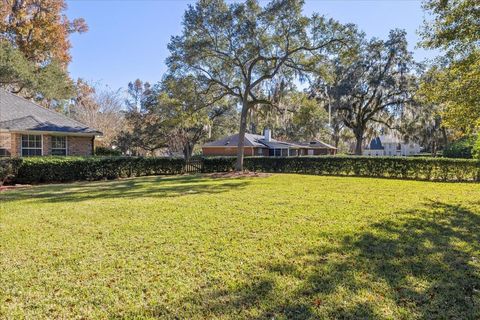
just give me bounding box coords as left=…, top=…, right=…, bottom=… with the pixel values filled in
left=133, top=201, right=480, bottom=319
left=0, top=175, right=252, bottom=204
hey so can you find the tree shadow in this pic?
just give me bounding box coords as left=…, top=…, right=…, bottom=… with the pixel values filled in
left=291, top=200, right=480, bottom=319
left=127, top=200, right=480, bottom=319
left=0, top=175, right=252, bottom=204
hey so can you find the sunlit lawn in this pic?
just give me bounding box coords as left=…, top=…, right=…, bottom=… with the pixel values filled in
left=1, top=174, right=479, bottom=319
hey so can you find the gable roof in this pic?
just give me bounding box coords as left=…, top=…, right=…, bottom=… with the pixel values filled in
left=295, top=139, right=337, bottom=149
left=203, top=133, right=268, bottom=148
left=204, top=133, right=304, bottom=149
left=379, top=135, right=402, bottom=144
left=203, top=133, right=336, bottom=150
left=368, top=137, right=384, bottom=150
left=0, top=89, right=100, bottom=135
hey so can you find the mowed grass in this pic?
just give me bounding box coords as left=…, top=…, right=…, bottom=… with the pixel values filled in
left=1, top=174, right=480, bottom=319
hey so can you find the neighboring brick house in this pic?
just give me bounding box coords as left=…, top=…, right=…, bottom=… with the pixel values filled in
left=0, top=90, right=101, bottom=157
left=202, top=129, right=337, bottom=157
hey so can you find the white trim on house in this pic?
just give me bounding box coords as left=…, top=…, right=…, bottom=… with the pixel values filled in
left=6, top=129, right=97, bottom=137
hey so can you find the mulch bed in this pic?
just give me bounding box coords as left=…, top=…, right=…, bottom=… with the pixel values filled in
left=204, top=171, right=271, bottom=179
left=0, top=185, right=31, bottom=192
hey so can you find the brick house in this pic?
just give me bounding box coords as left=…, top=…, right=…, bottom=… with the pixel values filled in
left=202, top=129, right=336, bottom=157
left=0, top=90, right=101, bottom=157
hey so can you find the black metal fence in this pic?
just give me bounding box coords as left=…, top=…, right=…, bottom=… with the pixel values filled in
left=184, top=159, right=203, bottom=173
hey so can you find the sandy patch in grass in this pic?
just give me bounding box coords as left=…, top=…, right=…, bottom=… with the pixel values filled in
left=204, top=171, right=271, bottom=179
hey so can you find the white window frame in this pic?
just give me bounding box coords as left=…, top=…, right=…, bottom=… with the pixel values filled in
left=21, top=134, right=43, bottom=157
left=51, top=136, right=68, bottom=156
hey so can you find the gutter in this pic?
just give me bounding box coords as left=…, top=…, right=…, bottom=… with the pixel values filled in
left=4, top=129, right=101, bottom=137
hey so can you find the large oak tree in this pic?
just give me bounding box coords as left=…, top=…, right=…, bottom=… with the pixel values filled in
left=312, top=30, right=417, bottom=155
left=167, top=0, right=350, bottom=170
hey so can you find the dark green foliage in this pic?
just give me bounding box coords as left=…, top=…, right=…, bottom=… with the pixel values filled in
left=95, top=147, right=122, bottom=157
left=443, top=136, right=476, bottom=159
left=473, top=136, right=480, bottom=160
left=0, top=158, right=23, bottom=185
left=7, top=156, right=480, bottom=184
left=203, top=156, right=480, bottom=182
left=202, top=157, right=238, bottom=173
left=15, top=157, right=185, bottom=184
left=0, top=41, right=73, bottom=101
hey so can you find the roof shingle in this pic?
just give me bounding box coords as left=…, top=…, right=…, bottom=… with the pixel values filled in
left=203, top=133, right=336, bottom=150
left=0, top=89, right=100, bottom=135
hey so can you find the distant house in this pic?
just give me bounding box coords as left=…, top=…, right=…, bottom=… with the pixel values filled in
left=202, top=129, right=336, bottom=157
left=363, top=135, right=421, bottom=157
left=0, top=90, right=101, bottom=157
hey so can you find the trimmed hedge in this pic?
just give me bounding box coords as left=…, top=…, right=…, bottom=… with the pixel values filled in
left=203, top=156, right=480, bottom=182
left=94, top=147, right=122, bottom=157
left=2, top=156, right=480, bottom=184
left=15, top=157, right=185, bottom=184
left=0, top=158, right=22, bottom=185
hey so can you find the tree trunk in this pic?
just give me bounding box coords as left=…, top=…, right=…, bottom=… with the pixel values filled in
left=431, top=141, right=437, bottom=157
left=183, top=143, right=193, bottom=161
left=354, top=130, right=364, bottom=155
left=334, top=136, right=340, bottom=150
left=332, top=125, right=340, bottom=149
left=441, top=127, right=448, bottom=149
left=235, top=103, right=250, bottom=172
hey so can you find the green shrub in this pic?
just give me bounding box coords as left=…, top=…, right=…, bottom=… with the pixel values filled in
left=0, top=158, right=23, bottom=185
left=15, top=157, right=186, bottom=184
left=473, top=135, right=480, bottom=160
left=202, top=157, right=237, bottom=173
left=443, top=136, right=476, bottom=158
left=203, top=156, right=480, bottom=182
left=95, top=147, right=122, bottom=157
left=9, top=155, right=480, bottom=184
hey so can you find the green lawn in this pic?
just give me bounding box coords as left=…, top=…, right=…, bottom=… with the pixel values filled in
left=1, top=174, right=479, bottom=319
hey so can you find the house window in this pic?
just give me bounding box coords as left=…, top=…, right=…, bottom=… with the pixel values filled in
left=51, top=136, right=67, bottom=156
left=0, top=148, right=9, bottom=157
left=258, top=148, right=263, bottom=155
left=268, top=149, right=282, bottom=157
left=21, top=134, right=42, bottom=157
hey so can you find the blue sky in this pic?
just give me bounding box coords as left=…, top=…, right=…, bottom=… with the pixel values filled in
left=66, top=0, right=433, bottom=91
